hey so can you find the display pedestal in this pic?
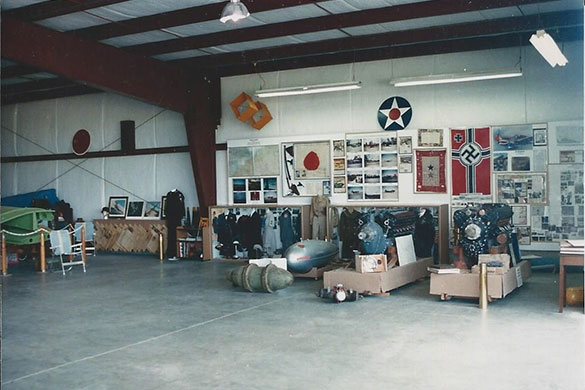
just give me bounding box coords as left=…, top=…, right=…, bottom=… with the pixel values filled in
left=323, top=257, right=432, bottom=294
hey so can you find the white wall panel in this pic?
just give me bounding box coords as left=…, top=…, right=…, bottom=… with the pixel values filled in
left=55, top=94, right=105, bottom=153
left=1, top=105, right=18, bottom=157
left=155, top=153, right=198, bottom=208
left=57, top=159, right=105, bottom=220
left=154, top=110, right=188, bottom=147
left=15, top=100, right=57, bottom=156
left=104, top=155, right=155, bottom=201
left=1, top=163, right=18, bottom=197
left=101, top=93, right=157, bottom=150
left=14, top=161, right=58, bottom=195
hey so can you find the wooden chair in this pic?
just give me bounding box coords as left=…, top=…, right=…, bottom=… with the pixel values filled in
left=49, top=229, right=86, bottom=275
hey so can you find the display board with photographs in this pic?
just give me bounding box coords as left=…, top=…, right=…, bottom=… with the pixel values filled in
left=495, top=173, right=547, bottom=205
left=492, top=124, right=547, bottom=172
left=530, top=165, right=585, bottom=242
left=232, top=177, right=278, bottom=204
left=345, top=132, right=398, bottom=201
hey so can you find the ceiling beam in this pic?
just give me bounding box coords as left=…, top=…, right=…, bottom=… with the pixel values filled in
left=216, top=26, right=582, bottom=76
left=72, top=0, right=323, bottom=41
left=1, top=17, right=195, bottom=113
left=3, top=0, right=128, bottom=22
left=124, top=0, right=562, bottom=57
left=1, top=78, right=81, bottom=95
left=2, top=85, right=102, bottom=106
left=176, top=10, right=582, bottom=75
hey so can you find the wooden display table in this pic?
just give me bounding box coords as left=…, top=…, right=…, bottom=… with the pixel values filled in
left=94, top=219, right=167, bottom=254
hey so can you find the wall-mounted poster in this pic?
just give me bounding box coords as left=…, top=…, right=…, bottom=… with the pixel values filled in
left=293, top=142, right=330, bottom=179
left=451, top=127, right=491, bottom=195
left=418, top=129, right=443, bottom=147
left=415, top=149, right=446, bottom=193
left=495, top=173, right=547, bottom=205
left=228, top=145, right=279, bottom=177
left=282, top=143, right=327, bottom=197
left=398, top=136, right=412, bottom=154
left=345, top=132, right=398, bottom=201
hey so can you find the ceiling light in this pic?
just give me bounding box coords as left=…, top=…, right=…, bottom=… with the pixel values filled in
left=390, top=69, right=523, bottom=87
left=529, top=29, right=568, bottom=67
left=255, top=81, right=362, bottom=98
left=220, top=0, right=250, bottom=23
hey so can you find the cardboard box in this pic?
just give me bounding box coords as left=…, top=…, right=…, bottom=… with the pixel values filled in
left=429, top=260, right=531, bottom=299
left=323, top=257, right=432, bottom=294
left=355, top=254, right=388, bottom=273
left=249, top=258, right=287, bottom=270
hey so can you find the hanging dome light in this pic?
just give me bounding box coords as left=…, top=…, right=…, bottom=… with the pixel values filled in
left=220, top=0, right=250, bottom=23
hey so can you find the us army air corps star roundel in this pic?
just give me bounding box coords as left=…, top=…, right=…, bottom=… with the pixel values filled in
left=377, top=96, right=412, bottom=130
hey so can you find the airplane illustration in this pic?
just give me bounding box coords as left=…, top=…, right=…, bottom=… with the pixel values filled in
left=493, top=131, right=532, bottom=148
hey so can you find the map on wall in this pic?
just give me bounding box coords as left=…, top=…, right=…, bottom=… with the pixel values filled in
left=228, top=145, right=279, bottom=177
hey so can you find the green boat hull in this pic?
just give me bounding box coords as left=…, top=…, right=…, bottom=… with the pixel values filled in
left=0, top=206, right=54, bottom=245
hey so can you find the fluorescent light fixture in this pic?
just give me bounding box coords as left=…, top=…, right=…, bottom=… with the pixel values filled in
left=390, top=69, right=523, bottom=87
left=220, top=0, right=250, bottom=23
left=529, top=29, right=568, bottom=67
left=255, top=81, right=362, bottom=98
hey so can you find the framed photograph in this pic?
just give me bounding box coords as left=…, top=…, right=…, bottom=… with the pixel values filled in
left=108, top=196, right=128, bottom=218
left=418, top=129, right=443, bottom=147
left=512, top=205, right=529, bottom=226
left=399, top=155, right=413, bottom=173
left=516, top=226, right=531, bottom=245
left=126, top=200, right=145, bottom=219
left=161, top=196, right=168, bottom=219
left=398, top=136, right=412, bottom=154
left=233, top=178, right=246, bottom=191
left=333, top=177, right=346, bottom=193
left=333, top=139, right=345, bottom=157
left=323, top=180, right=331, bottom=196
left=533, top=128, right=548, bottom=146
left=143, top=201, right=161, bottom=219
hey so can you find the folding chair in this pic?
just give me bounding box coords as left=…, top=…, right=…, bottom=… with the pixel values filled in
left=49, top=229, right=87, bottom=275
left=74, top=222, right=95, bottom=256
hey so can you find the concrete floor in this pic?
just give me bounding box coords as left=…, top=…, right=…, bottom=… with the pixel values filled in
left=1, top=254, right=583, bottom=390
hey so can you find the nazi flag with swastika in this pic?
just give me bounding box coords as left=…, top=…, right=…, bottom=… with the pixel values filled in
left=450, top=127, right=491, bottom=195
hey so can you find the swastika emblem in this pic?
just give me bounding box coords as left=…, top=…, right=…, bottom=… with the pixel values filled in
left=460, top=142, right=482, bottom=165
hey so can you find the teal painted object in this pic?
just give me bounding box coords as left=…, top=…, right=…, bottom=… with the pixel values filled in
left=1, top=206, right=54, bottom=245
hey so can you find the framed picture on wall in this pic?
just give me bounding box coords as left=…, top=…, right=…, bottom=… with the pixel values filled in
left=126, top=201, right=145, bottom=219
left=533, top=128, right=548, bottom=146
left=108, top=196, right=128, bottom=218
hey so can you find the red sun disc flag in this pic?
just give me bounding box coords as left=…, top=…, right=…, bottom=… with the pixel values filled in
left=451, top=127, right=491, bottom=195
left=303, top=151, right=320, bottom=171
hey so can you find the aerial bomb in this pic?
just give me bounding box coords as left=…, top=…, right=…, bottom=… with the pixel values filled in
left=226, top=263, right=293, bottom=293
left=284, top=239, right=338, bottom=273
